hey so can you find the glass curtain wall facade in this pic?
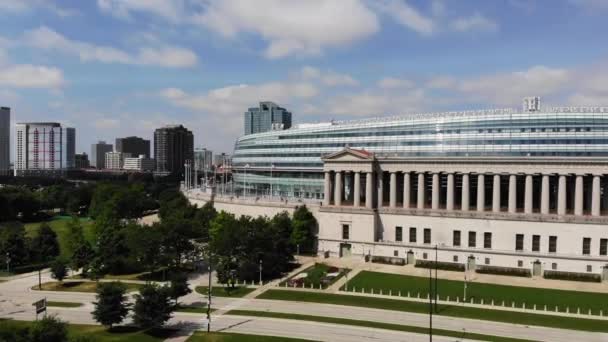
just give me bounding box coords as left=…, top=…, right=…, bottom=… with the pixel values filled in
left=232, top=106, right=608, bottom=199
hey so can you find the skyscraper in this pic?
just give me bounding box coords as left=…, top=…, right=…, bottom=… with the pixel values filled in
left=154, top=125, right=193, bottom=176
left=194, top=147, right=213, bottom=172
left=244, top=101, right=292, bottom=135
left=0, top=107, right=9, bottom=176
left=115, top=136, right=150, bottom=158
left=90, top=141, right=113, bottom=169
left=14, top=122, right=75, bottom=177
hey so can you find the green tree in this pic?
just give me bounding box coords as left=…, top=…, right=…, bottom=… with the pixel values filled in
left=133, top=284, right=174, bottom=329
left=291, top=205, right=317, bottom=254
left=30, top=223, right=60, bottom=263
left=126, top=222, right=164, bottom=275
left=71, top=241, right=95, bottom=277
left=92, top=281, right=130, bottom=328
left=64, top=217, right=85, bottom=257
left=28, top=315, right=68, bottom=342
left=169, top=272, right=191, bottom=304
left=0, top=221, right=29, bottom=267
left=50, top=258, right=68, bottom=282
left=95, top=224, right=131, bottom=274
left=160, top=218, right=197, bottom=267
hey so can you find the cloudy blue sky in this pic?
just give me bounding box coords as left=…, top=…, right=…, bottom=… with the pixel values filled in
left=1, top=0, right=607, bottom=155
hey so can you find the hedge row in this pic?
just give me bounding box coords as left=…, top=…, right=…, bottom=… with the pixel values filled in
left=543, top=270, right=601, bottom=283
left=475, top=265, right=532, bottom=277
left=414, top=260, right=465, bottom=272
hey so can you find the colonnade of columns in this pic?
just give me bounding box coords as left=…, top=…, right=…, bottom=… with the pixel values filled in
left=324, top=170, right=605, bottom=217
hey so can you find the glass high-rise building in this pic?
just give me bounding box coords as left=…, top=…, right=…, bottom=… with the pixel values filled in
left=90, top=141, right=113, bottom=169
left=244, top=101, right=292, bottom=135
left=154, top=125, right=193, bottom=176
left=115, top=136, right=150, bottom=158
left=15, top=122, right=75, bottom=177
left=0, top=107, right=9, bottom=176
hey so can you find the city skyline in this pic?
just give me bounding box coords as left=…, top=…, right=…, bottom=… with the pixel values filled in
left=1, top=1, right=607, bottom=156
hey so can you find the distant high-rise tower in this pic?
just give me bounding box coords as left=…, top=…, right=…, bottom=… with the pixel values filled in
left=154, top=125, right=193, bottom=176
left=244, top=101, right=292, bottom=135
left=194, top=147, right=213, bottom=172
left=90, top=141, right=113, bottom=169
left=115, top=136, right=150, bottom=158
left=0, top=107, right=9, bottom=176
left=14, top=122, right=75, bottom=177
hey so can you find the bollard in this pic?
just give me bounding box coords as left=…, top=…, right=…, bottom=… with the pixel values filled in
left=407, top=291, right=410, bottom=298
left=371, top=288, right=374, bottom=295
left=389, top=290, right=392, bottom=296
left=523, top=302, right=526, bottom=310
left=588, top=309, right=591, bottom=315
left=380, top=289, right=383, bottom=296
left=310, top=283, right=313, bottom=289
left=566, top=307, right=569, bottom=313
left=447, top=296, right=450, bottom=302
left=555, top=306, right=558, bottom=312
left=601, top=310, right=603, bottom=316
left=577, top=308, right=580, bottom=315
left=491, top=300, right=494, bottom=306
left=428, top=293, right=431, bottom=299
left=512, top=302, right=515, bottom=308
left=471, top=298, right=474, bottom=304
left=533, top=304, right=536, bottom=310
left=399, top=290, right=401, bottom=297
left=502, top=300, right=504, bottom=307
left=544, top=305, right=546, bottom=311
left=456, top=296, right=459, bottom=303
left=361, top=287, right=364, bottom=293
left=319, top=284, right=322, bottom=290
left=418, top=292, right=420, bottom=299
left=353, top=286, right=356, bottom=292
left=481, top=299, right=484, bottom=305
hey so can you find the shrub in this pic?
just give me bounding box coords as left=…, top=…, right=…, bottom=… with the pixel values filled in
left=476, top=265, right=532, bottom=277
left=543, top=270, right=601, bottom=283
left=371, top=256, right=406, bottom=266
left=415, top=260, right=465, bottom=272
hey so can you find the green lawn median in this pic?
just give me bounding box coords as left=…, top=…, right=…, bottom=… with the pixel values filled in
left=226, top=309, right=535, bottom=342
left=258, top=289, right=608, bottom=333
left=195, top=285, right=255, bottom=298
left=46, top=301, right=83, bottom=308
left=344, top=271, right=608, bottom=315
left=188, top=331, right=314, bottom=341
left=32, top=281, right=142, bottom=293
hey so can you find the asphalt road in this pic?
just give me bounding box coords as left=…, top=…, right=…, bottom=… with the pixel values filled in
left=1, top=271, right=607, bottom=342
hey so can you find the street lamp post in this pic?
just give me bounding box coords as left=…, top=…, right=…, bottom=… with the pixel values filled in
left=207, top=262, right=212, bottom=333
left=259, top=259, right=263, bottom=285
left=434, top=244, right=438, bottom=313
left=5, top=252, right=10, bottom=273
left=429, top=264, right=433, bottom=341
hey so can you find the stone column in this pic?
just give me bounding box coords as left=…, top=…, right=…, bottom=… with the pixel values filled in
left=575, top=174, right=583, bottom=216
left=432, top=173, right=439, bottom=210
left=365, top=172, right=373, bottom=209
left=403, top=173, right=411, bottom=209
left=417, top=172, right=425, bottom=209
left=524, top=174, right=533, bottom=214
left=334, top=171, right=342, bottom=206
left=461, top=173, right=470, bottom=211
left=540, top=174, right=549, bottom=214
left=592, top=175, right=601, bottom=216
left=446, top=173, right=454, bottom=211
left=389, top=172, right=397, bottom=208
left=477, top=174, right=485, bottom=212
left=492, top=174, right=501, bottom=213
left=508, top=174, right=517, bottom=214
left=323, top=171, right=331, bottom=206
left=377, top=172, right=384, bottom=208
left=557, top=175, right=566, bottom=215
left=353, top=172, right=361, bottom=207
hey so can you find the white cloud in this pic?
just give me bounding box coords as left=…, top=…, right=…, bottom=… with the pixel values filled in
left=451, top=13, right=498, bottom=33
left=426, top=76, right=457, bottom=89
left=23, top=26, right=198, bottom=68
left=377, top=77, right=414, bottom=89
left=457, top=66, right=570, bottom=105
left=93, top=118, right=120, bottom=129
left=97, top=0, right=184, bottom=22
left=373, top=0, right=435, bottom=35
left=327, top=89, right=427, bottom=117
left=0, top=0, right=79, bottom=17
left=194, top=0, right=379, bottom=58
left=0, top=64, right=64, bottom=88
left=299, top=66, right=358, bottom=87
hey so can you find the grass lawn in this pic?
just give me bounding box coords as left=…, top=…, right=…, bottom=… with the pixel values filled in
left=188, top=331, right=314, bottom=341
left=195, top=286, right=255, bottom=298
left=32, top=281, right=142, bottom=293
left=226, top=310, right=534, bottom=342
left=25, top=216, right=95, bottom=258
left=46, top=301, right=83, bottom=308
left=344, top=271, right=608, bottom=315
left=0, top=320, right=177, bottom=341
left=282, top=263, right=349, bottom=289
left=258, top=289, right=608, bottom=333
